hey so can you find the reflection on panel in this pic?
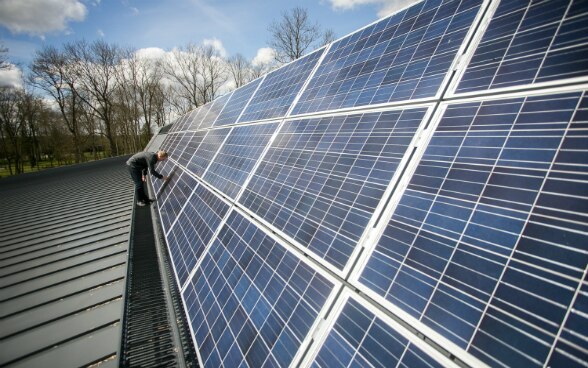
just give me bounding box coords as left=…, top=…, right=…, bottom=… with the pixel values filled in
left=157, top=167, right=199, bottom=233
left=214, top=78, right=263, bottom=127
left=238, top=49, right=324, bottom=123
left=456, top=0, right=588, bottom=93
left=309, top=292, right=447, bottom=368
left=240, top=109, right=427, bottom=271
left=195, top=93, right=233, bottom=131
left=357, top=91, right=588, bottom=367
left=166, top=183, right=230, bottom=286
left=182, top=210, right=337, bottom=367
left=204, top=122, right=278, bottom=199
left=293, top=0, right=483, bottom=115
left=186, top=128, right=230, bottom=177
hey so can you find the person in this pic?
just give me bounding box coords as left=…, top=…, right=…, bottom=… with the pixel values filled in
left=127, top=150, right=169, bottom=206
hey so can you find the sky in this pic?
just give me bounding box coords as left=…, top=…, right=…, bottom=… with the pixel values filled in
left=0, top=0, right=417, bottom=88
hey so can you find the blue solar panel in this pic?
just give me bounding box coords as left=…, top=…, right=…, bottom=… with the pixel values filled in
left=151, top=157, right=175, bottom=195
left=238, top=49, right=324, bottom=123
left=308, top=292, right=449, bottom=368
left=214, top=78, right=263, bottom=127
left=165, top=182, right=231, bottom=286
left=185, top=128, right=230, bottom=177
left=156, top=167, right=199, bottom=234
left=182, top=209, right=337, bottom=367
left=292, top=0, right=483, bottom=115
left=203, top=122, right=279, bottom=199
left=176, top=131, right=208, bottom=168
left=239, top=108, right=427, bottom=272
left=456, top=0, right=588, bottom=93
left=355, top=91, right=588, bottom=367
left=194, top=93, right=233, bottom=131
left=159, top=132, right=185, bottom=158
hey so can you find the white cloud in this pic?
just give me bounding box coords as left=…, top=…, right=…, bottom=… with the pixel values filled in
left=0, top=65, right=23, bottom=89
left=135, top=47, right=167, bottom=61
left=97, top=29, right=105, bottom=37
left=0, top=0, right=87, bottom=36
left=328, top=0, right=417, bottom=18
left=252, top=47, right=276, bottom=67
left=203, top=38, right=227, bottom=58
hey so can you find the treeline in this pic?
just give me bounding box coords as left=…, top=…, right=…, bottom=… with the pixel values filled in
left=0, top=6, right=333, bottom=176
left=0, top=40, right=273, bottom=176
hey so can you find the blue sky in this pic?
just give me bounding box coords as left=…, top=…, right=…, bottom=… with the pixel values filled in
left=0, top=0, right=416, bottom=87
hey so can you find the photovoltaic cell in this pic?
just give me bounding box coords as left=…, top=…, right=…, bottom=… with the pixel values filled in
left=357, top=91, right=588, bottom=367
left=292, top=0, right=483, bottom=115
left=166, top=183, right=230, bottom=286
left=176, top=131, right=208, bottom=168
left=182, top=210, right=336, bottom=367
left=203, top=122, right=279, bottom=199
left=151, top=158, right=175, bottom=195
left=160, top=132, right=186, bottom=159
left=239, top=109, right=426, bottom=271
left=156, top=167, right=199, bottom=234
left=238, top=49, right=324, bottom=123
left=456, top=0, right=588, bottom=93
left=214, top=78, right=263, bottom=127
left=185, top=128, right=230, bottom=177
left=176, top=108, right=200, bottom=132
left=310, top=294, right=445, bottom=368
left=194, top=93, right=233, bottom=131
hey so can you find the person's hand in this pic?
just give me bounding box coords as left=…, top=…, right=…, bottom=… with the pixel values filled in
left=142, top=175, right=146, bottom=182
left=162, top=175, right=169, bottom=181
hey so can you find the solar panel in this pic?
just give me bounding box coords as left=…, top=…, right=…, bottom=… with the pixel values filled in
left=186, top=128, right=230, bottom=177
left=182, top=209, right=339, bottom=367
left=214, top=78, right=263, bottom=127
left=147, top=0, right=588, bottom=366
left=353, top=90, right=588, bottom=367
left=305, top=290, right=456, bottom=368
left=238, top=48, right=324, bottom=123
left=203, top=122, right=279, bottom=199
left=292, top=0, right=484, bottom=115
left=165, top=182, right=231, bottom=286
left=156, top=166, right=200, bottom=233
left=455, top=0, right=588, bottom=93
left=239, top=108, right=428, bottom=272
left=194, top=92, right=234, bottom=131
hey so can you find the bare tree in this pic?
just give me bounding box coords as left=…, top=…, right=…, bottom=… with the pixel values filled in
left=268, top=7, right=322, bottom=63
left=30, top=45, right=86, bottom=163
left=0, top=42, right=9, bottom=70
left=65, top=40, right=122, bottom=156
left=199, top=44, right=228, bottom=102
left=0, top=87, right=21, bottom=174
left=227, top=53, right=252, bottom=89
left=322, top=29, right=337, bottom=46
left=163, top=43, right=204, bottom=114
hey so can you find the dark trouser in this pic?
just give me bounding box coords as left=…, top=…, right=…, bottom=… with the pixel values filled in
left=128, top=166, right=149, bottom=203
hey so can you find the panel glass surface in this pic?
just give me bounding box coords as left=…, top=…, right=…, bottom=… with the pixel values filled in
left=184, top=128, right=230, bottom=177
left=160, top=132, right=186, bottom=159
left=292, top=0, right=483, bottom=115
left=214, top=78, right=263, bottom=127
left=358, top=91, right=588, bottom=367
left=240, top=109, right=426, bottom=271
left=166, top=183, right=230, bottom=286
left=176, top=108, right=199, bottom=132
left=176, top=131, right=207, bottom=168
left=194, top=93, right=233, bottom=131
left=151, top=157, right=175, bottom=196
left=456, top=0, right=588, bottom=93
left=182, top=210, right=336, bottom=367
left=155, top=167, right=198, bottom=232
left=203, top=122, right=279, bottom=199
left=311, top=294, right=444, bottom=368
left=238, top=49, right=324, bottom=123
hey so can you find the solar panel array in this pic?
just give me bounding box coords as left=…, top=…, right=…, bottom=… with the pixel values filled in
left=150, top=0, right=588, bottom=366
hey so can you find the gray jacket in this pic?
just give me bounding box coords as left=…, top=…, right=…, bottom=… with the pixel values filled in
left=126, top=152, right=163, bottom=179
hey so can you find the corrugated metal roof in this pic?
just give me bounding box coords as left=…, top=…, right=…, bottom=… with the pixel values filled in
left=0, top=156, right=134, bottom=367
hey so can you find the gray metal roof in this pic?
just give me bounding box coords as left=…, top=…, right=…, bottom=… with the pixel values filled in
left=0, top=156, right=134, bottom=367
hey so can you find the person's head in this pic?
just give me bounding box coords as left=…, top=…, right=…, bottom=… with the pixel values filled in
left=156, top=150, right=168, bottom=161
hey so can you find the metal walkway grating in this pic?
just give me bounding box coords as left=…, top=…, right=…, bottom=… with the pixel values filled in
left=120, top=202, right=197, bottom=368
